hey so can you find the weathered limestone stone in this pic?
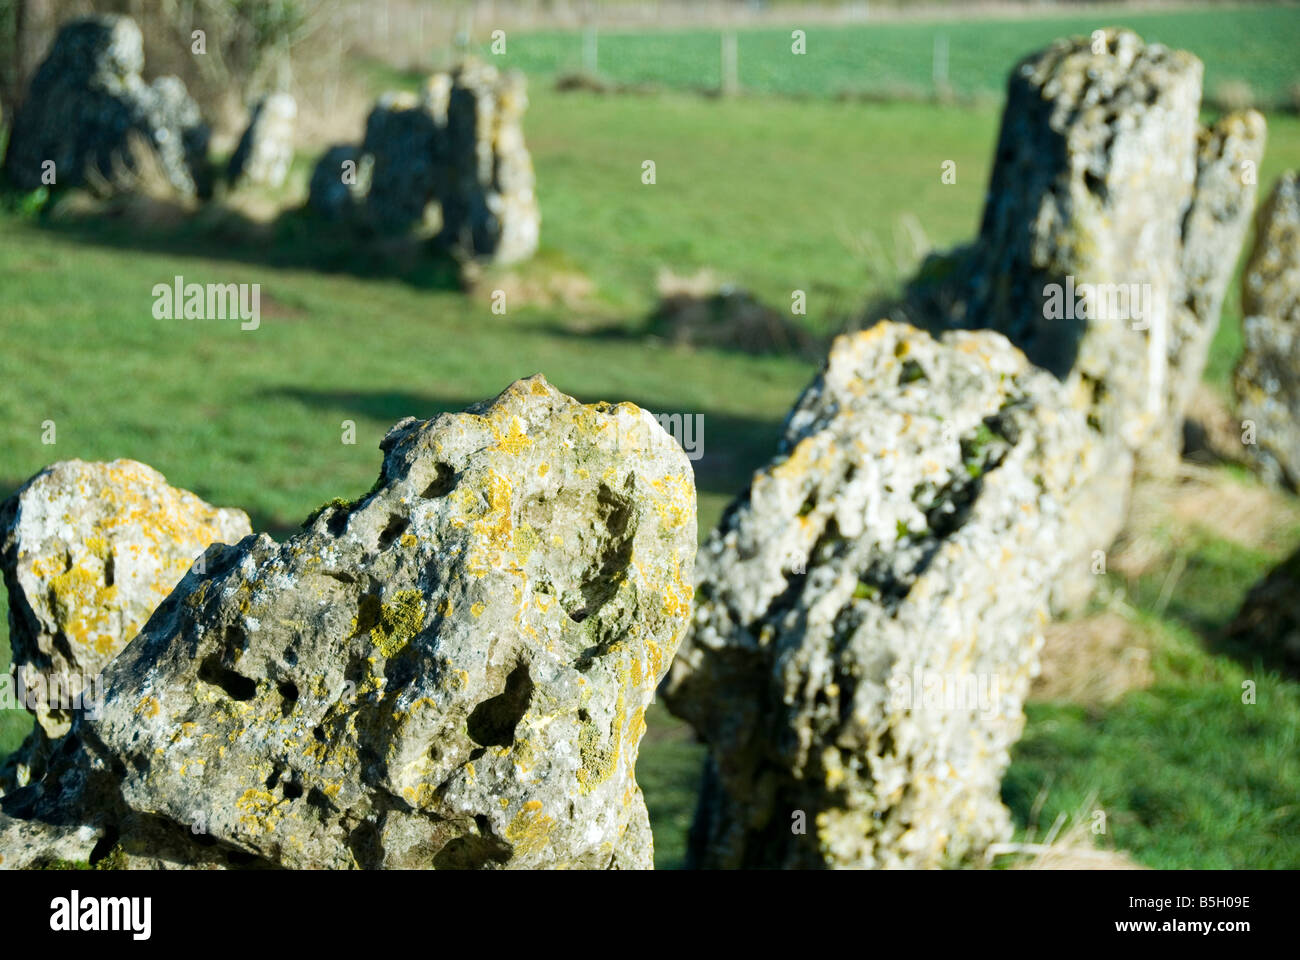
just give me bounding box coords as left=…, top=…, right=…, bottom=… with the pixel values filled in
left=361, top=91, right=440, bottom=234
left=0, top=811, right=102, bottom=870
left=312, top=60, right=539, bottom=263
left=228, top=93, right=297, bottom=189
left=307, top=144, right=368, bottom=221
left=4, top=378, right=695, bottom=869
left=1167, top=112, right=1267, bottom=459
left=887, top=29, right=1264, bottom=607
left=662, top=322, right=1093, bottom=868
left=0, top=460, right=251, bottom=792
left=2, top=16, right=211, bottom=197
left=1228, top=545, right=1300, bottom=679
left=435, top=62, right=541, bottom=265
left=1234, top=172, right=1300, bottom=490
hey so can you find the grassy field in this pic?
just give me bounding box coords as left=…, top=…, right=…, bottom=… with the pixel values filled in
left=3, top=9, right=1300, bottom=868
left=484, top=4, right=1300, bottom=105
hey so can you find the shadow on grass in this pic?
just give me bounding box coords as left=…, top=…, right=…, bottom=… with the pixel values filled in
left=260, top=385, right=787, bottom=503
left=34, top=201, right=468, bottom=292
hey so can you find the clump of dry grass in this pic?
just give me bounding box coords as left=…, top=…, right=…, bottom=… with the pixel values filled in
left=467, top=263, right=597, bottom=313
left=1208, top=78, right=1257, bottom=112
left=986, top=791, right=1147, bottom=870
left=1108, top=460, right=1300, bottom=590
left=74, top=131, right=197, bottom=228
left=648, top=267, right=821, bottom=356
left=1032, top=613, right=1154, bottom=707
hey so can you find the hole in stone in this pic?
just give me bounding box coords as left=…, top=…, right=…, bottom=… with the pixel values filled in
left=327, top=506, right=351, bottom=537
left=88, top=826, right=120, bottom=865
left=103, top=551, right=115, bottom=588
left=898, top=358, right=927, bottom=385
left=278, top=680, right=298, bottom=717
left=378, top=514, right=410, bottom=549
left=466, top=662, right=533, bottom=748
left=433, top=832, right=511, bottom=869
left=313, top=725, right=326, bottom=742
left=283, top=780, right=304, bottom=800
left=198, top=654, right=257, bottom=701
left=565, top=482, right=636, bottom=622
left=421, top=464, right=456, bottom=499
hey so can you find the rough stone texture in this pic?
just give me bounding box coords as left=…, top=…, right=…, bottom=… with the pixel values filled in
left=2, top=16, right=211, bottom=197
left=307, top=144, right=368, bottom=221
left=434, top=61, right=541, bottom=265
left=3, top=378, right=695, bottom=869
left=1167, top=112, right=1267, bottom=460
left=0, top=811, right=102, bottom=870
left=227, top=93, right=297, bottom=189
left=1234, top=172, right=1300, bottom=490
left=311, top=60, right=540, bottom=263
left=883, top=29, right=1264, bottom=608
left=662, top=322, right=1093, bottom=869
left=1228, top=545, right=1300, bottom=680
left=0, top=460, right=251, bottom=792
left=361, top=90, right=440, bottom=234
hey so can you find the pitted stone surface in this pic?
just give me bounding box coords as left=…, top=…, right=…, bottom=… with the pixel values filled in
left=662, top=323, right=1093, bottom=869
left=1235, top=172, right=1300, bottom=490
left=1, top=460, right=251, bottom=743
left=4, top=378, right=695, bottom=869
left=882, top=29, right=1264, bottom=608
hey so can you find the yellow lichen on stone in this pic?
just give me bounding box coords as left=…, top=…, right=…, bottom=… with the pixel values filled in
left=504, top=801, right=555, bottom=857
left=362, top=589, right=426, bottom=658
left=236, top=787, right=287, bottom=837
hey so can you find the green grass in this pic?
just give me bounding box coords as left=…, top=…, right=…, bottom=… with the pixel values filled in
left=484, top=4, right=1300, bottom=106
left=2, top=19, right=1300, bottom=865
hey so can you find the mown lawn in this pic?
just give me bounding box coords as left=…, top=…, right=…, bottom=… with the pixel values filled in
left=2, top=41, right=1299, bottom=867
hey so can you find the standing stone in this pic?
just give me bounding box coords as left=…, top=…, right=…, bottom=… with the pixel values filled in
left=435, top=62, right=541, bottom=265
left=228, top=92, right=297, bottom=189
left=662, top=323, right=1093, bottom=869
left=2, top=16, right=210, bottom=197
left=1234, top=172, right=1300, bottom=490
left=360, top=91, right=440, bottom=234
left=308, top=144, right=368, bottom=221
left=311, top=60, right=540, bottom=263
left=1166, top=111, right=1266, bottom=459
left=0, top=460, right=251, bottom=793
left=4, top=378, right=695, bottom=869
left=888, top=29, right=1264, bottom=608
left=1228, top=545, right=1300, bottom=679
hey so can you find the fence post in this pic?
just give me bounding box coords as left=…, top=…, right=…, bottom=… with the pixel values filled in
left=584, top=25, right=598, bottom=75
left=722, top=30, right=739, bottom=97
left=933, top=33, right=949, bottom=91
